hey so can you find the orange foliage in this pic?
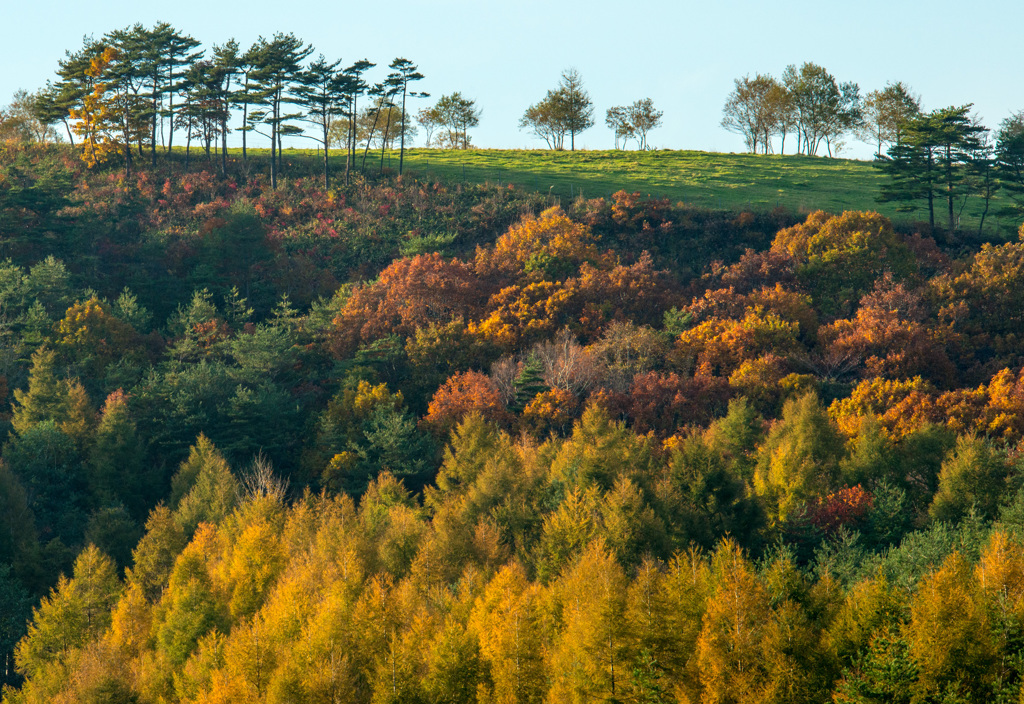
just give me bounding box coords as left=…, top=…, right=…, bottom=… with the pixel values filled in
left=674, top=309, right=802, bottom=377
left=688, top=284, right=817, bottom=341
left=821, top=279, right=955, bottom=385
left=471, top=253, right=671, bottom=349
left=332, top=253, right=486, bottom=354
left=832, top=368, right=1024, bottom=443
left=471, top=281, right=575, bottom=349
left=701, top=248, right=798, bottom=295
left=809, top=485, right=873, bottom=534
left=423, top=371, right=510, bottom=434
left=830, top=377, right=937, bottom=439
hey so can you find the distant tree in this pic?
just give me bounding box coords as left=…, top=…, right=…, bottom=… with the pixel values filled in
left=247, top=33, right=313, bottom=188
left=0, top=90, right=60, bottom=143
left=387, top=57, right=427, bottom=175
left=356, top=95, right=415, bottom=151
left=607, top=98, right=663, bottom=150
left=179, top=59, right=226, bottom=168
left=857, top=81, right=921, bottom=155
left=520, top=91, right=567, bottom=149
left=293, top=54, right=348, bottom=188
left=340, top=59, right=374, bottom=183
left=521, top=68, right=593, bottom=151
left=555, top=67, right=593, bottom=151
left=211, top=40, right=240, bottom=176
left=605, top=105, right=632, bottom=149
left=767, top=80, right=796, bottom=154
left=415, top=105, right=438, bottom=146
left=721, top=74, right=779, bottom=154
left=627, top=98, right=663, bottom=150
left=422, top=92, right=480, bottom=149
left=782, top=62, right=861, bottom=156
left=996, top=111, right=1024, bottom=212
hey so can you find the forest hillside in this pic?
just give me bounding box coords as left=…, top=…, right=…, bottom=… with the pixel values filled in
left=3, top=141, right=1024, bottom=702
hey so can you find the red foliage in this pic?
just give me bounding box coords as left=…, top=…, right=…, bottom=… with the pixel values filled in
left=809, top=485, right=874, bottom=534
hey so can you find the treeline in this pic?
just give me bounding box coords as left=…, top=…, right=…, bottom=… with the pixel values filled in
left=5, top=22, right=667, bottom=186
left=723, top=62, right=1024, bottom=233
left=25, top=23, right=435, bottom=187
left=7, top=142, right=1024, bottom=698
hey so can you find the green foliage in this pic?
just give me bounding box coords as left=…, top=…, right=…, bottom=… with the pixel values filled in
left=754, top=392, right=845, bottom=522
left=929, top=435, right=1013, bottom=523
left=171, top=435, right=239, bottom=535
left=15, top=545, right=120, bottom=679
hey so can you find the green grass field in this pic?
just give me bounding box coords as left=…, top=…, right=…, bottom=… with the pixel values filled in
left=279, top=146, right=1019, bottom=235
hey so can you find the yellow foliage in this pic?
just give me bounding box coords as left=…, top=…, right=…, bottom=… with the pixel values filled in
left=69, top=47, right=122, bottom=169
left=484, top=205, right=602, bottom=275
left=829, top=376, right=936, bottom=439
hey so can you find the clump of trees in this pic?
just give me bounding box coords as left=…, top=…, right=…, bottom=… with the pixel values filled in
left=417, top=92, right=481, bottom=149
left=26, top=23, right=432, bottom=186
left=519, top=68, right=594, bottom=151
left=721, top=62, right=863, bottom=156
left=605, top=98, right=663, bottom=150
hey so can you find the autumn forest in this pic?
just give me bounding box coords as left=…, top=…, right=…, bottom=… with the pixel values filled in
left=5, top=21, right=1024, bottom=704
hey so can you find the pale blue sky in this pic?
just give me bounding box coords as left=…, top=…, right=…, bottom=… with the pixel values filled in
left=4, top=0, right=1022, bottom=159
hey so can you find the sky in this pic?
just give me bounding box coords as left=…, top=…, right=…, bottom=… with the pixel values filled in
left=3, top=0, right=1022, bottom=160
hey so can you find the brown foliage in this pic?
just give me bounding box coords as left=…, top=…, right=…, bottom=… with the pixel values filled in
left=625, top=371, right=731, bottom=435
left=821, top=277, right=956, bottom=386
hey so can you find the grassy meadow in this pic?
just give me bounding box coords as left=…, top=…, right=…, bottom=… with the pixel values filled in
left=257, top=146, right=1020, bottom=235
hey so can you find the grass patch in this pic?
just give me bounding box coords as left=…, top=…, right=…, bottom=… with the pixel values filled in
left=262, top=146, right=1024, bottom=235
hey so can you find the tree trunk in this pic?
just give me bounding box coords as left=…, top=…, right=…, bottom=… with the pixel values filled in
left=380, top=100, right=394, bottom=174
left=946, top=144, right=955, bottom=232
left=151, top=72, right=159, bottom=167
left=362, top=102, right=382, bottom=171
left=185, top=100, right=192, bottom=171
left=398, top=80, right=407, bottom=175
left=220, top=77, right=230, bottom=177
left=344, top=93, right=353, bottom=185
left=270, top=89, right=278, bottom=189
left=926, top=149, right=935, bottom=231
left=167, top=65, right=176, bottom=155
left=242, top=75, right=249, bottom=163
left=323, top=121, right=330, bottom=189
left=62, top=118, right=75, bottom=146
